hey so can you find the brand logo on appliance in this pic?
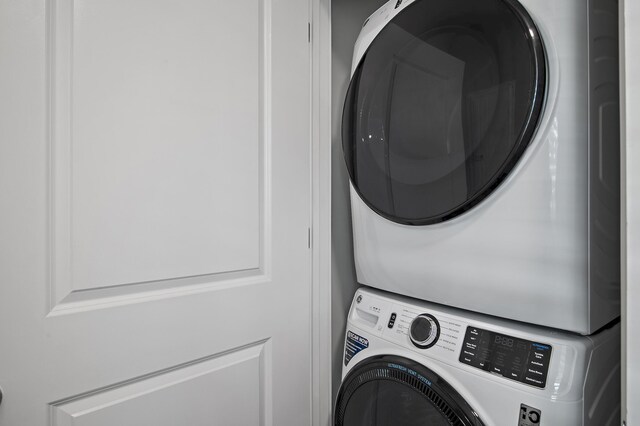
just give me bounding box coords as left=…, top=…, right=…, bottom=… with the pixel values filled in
left=519, top=404, right=541, bottom=426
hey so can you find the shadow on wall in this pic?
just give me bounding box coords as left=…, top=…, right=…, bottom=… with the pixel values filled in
left=331, top=0, right=388, bottom=404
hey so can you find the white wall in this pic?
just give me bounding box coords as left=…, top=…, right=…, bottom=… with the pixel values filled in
left=622, top=1, right=639, bottom=424
left=331, top=0, right=386, bottom=400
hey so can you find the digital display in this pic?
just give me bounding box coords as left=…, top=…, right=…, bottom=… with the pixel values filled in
left=494, top=335, right=513, bottom=348
left=459, top=326, right=552, bottom=388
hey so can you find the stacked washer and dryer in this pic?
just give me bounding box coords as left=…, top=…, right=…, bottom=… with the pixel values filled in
left=336, top=0, right=621, bottom=425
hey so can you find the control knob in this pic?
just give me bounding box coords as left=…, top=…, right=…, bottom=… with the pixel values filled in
left=409, top=313, right=440, bottom=349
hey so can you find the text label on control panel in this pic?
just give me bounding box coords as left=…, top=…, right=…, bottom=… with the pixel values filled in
left=459, top=326, right=552, bottom=388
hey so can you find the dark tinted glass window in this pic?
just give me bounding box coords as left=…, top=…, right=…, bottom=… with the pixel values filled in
left=334, top=356, right=484, bottom=426
left=343, top=380, right=450, bottom=426
left=343, top=0, right=545, bottom=225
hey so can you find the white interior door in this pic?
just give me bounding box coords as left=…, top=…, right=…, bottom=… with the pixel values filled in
left=0, top=0, right=312, bottom=424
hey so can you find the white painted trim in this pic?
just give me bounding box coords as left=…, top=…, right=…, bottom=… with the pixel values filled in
left=622, top=1, right=640, bottom=424
left=620, top=2, right=626, bottom=423
left=311, top=0, right=333, bottom=424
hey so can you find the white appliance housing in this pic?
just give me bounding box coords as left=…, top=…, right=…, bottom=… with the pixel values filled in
left=343, top=0, right=620, bottom=334
left=335, top=288, right=620, bottom=426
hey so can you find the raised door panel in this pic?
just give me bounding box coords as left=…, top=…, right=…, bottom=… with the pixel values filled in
left=52, top=343, right=266, bottom=426
left=50, top=0, right=267, bottom=309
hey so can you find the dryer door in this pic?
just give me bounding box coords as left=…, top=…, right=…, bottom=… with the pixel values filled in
left=334, top=355, right=484, bottom=426
left=342, top=0, right=546, bottom=225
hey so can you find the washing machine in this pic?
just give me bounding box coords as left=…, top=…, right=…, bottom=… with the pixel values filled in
left=342, top=0, right=620, bottom=334
left=335, top=288, right=620, bottom=425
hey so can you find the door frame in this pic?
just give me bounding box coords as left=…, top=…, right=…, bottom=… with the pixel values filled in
left=311, top=0, right=333, bottom=424
left=621, top=1, right=639, bottom=424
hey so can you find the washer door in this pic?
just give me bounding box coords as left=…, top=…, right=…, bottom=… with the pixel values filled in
left=342, top=0, right=546, bottom=225
left=334, top=356, right=484, bottom=426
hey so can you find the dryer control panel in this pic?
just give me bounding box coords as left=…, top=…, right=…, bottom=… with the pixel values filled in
left=459, top=326, right=552, bottom=388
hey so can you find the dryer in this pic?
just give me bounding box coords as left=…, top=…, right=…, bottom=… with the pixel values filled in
left=342, top=0, right=620, bottom=334
left=335, top=288, right=621, bottom=426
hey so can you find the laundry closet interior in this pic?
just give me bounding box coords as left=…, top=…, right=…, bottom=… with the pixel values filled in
left=0, top=0, right=637, bottom=424
left=330, top=0, right=632, bottom=425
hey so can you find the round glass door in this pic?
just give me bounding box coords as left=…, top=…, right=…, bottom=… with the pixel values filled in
left=334, top=356, right=484, bottom=426
left=342, top=0, right=546, bottom=225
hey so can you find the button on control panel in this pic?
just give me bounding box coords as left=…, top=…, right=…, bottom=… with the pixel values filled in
left=459, top=326, right=552, bottom=388
left=387, top=313, right=397, bottom=329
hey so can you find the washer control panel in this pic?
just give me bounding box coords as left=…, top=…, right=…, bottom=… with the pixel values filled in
left=409, top=314, right=440, bottom=348
left=459, top=326, right=552, bottom=388
left=349, top=289, right=464, bottom=359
